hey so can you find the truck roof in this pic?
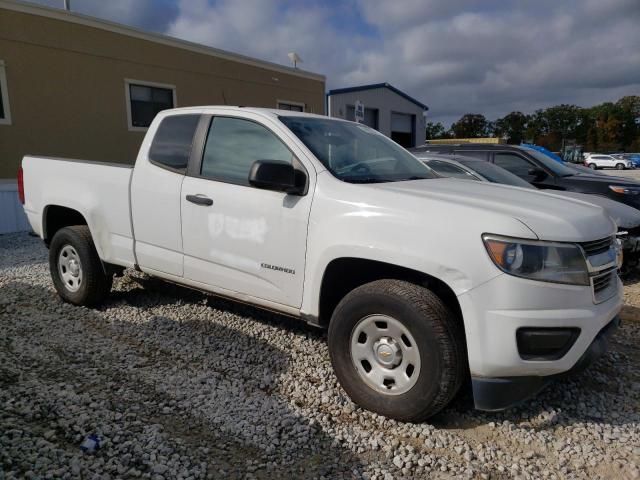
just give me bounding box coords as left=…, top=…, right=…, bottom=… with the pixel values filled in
left=163, top=106, right=330, bottom=121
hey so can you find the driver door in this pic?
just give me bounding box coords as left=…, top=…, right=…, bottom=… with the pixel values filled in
left=180, top=115, right=313, bottom=308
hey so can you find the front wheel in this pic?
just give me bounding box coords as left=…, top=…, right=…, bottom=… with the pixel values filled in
left=588, top=163, right=597, bottom=169
left=49, top=226, right=112, bottom=307
left=616, top=163, right=625, bottom=170
left=328, top=280, right=466, bottom=422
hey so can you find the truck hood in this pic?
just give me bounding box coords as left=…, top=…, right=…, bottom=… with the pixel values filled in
left=372, top=178, right=616, bottom=242
left=564, top=172, right=640, bottom=186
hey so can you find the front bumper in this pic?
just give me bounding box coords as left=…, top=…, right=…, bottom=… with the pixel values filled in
left=471, top=316, right=620, bottom=410
left=457, top=271, right=622, bottom=410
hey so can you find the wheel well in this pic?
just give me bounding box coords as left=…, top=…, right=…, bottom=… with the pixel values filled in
left=43, top=205, right=87, bottom=245
left=318, top=257, right=463, bottom=329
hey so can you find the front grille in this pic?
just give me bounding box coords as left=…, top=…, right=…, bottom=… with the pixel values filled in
left=591, top=268, right=618, bottom=303
left=580, top=236, right=614, bottom=256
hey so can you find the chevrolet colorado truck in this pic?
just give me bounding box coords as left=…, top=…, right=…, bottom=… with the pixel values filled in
left=20, top=107, right=623, bottom=421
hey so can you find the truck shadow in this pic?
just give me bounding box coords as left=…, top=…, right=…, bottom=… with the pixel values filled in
left=0, top=281, right=364, bottom=479
left=113, top=272, right=640, bottom=432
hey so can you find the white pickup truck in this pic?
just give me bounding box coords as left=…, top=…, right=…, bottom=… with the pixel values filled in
left=21, top=107, right=622, bottom=421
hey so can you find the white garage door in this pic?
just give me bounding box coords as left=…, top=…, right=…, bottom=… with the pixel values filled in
left=391, top=112, right=413, bottom=133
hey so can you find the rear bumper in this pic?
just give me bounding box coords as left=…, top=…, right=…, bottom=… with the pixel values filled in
left=471, top=315, right=620, bottom=411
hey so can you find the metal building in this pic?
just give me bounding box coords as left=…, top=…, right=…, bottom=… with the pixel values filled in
left=326, top=83, right=428, bottom=148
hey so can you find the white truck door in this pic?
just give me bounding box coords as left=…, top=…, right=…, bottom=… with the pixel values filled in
left=130, top=114, right=201, bottom=277
left=180, top=115, right=313, bottom=308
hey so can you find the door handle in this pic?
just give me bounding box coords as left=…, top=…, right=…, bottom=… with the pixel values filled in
left=186, top=194, right=213, bottom=206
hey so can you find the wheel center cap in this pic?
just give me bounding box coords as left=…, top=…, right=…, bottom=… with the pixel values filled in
left=374, top=337, right=402, bottom=367
left=69, top=259, right=80, bottom=277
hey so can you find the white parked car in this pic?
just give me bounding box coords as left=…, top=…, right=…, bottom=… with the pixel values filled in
left=585, top=154, right=633, bottom=170
left=20, top=107, right=622, bottom=421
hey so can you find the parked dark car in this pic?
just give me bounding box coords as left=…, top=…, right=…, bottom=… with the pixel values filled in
left=411, top=144, right=640, bottom=210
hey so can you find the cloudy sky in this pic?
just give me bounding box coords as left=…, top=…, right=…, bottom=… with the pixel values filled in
left=29, top=0, right=640, bottom=126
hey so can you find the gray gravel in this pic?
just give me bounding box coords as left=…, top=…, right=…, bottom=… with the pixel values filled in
left=1, top=232, right=639, bottom=479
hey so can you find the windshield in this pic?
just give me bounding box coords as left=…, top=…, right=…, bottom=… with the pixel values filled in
left=521, top=148, right=576, bottom=177
left=279, top=116, right=436, bottom=183
left=457, top=159, right=535, bottom=189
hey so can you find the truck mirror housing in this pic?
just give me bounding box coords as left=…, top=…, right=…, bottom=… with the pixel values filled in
left=249, top=160, right=306, bottom=195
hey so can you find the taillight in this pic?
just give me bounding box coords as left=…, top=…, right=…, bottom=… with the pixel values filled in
left=17, top=166, right=25, bottom=204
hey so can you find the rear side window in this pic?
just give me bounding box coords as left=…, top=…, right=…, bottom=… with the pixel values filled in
left=455, top=150, right=487, bottom=161
left=200, top=117, right=293, bottom=186
left=148, top=114, right=200, bottom=172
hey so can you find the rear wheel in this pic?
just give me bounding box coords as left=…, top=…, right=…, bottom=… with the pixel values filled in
left=49, top=226, right=112, bottom=306
left=328, top=279, right=466, bottom=422
left=616, top=163, right=625, bottom=170
left=588, top=163, right=597, bottom=169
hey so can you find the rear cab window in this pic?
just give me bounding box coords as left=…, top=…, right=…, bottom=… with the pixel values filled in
left=148, top=114, right=201, bottom=172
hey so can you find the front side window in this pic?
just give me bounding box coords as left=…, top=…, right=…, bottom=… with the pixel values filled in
left=148, top=114, right=200, bottom=172
left=521, top=149, right=575, bottom=176
left=280, top=116, right=435, bottom=183
left=201, top=117, right=293, bottom=185
left=128, top=82, right=175, bottom=128
left=0, top=60, right=11, bottom=125
left=494, top=153, right=535, bottom=178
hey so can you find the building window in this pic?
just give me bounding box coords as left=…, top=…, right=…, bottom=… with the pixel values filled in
left=277, top=100, right=304, bottom=112
left=0, top=60, right=12, bottom=125
left=125, top=79, right=176, bottom=130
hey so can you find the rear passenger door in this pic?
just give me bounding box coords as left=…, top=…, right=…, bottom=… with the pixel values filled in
left=130, top=114, right=201, bottom=277
left=180, top=114, right=314, bottom=308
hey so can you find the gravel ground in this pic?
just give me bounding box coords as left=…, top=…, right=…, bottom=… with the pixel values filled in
left=1, top=233, right=639, bottom=480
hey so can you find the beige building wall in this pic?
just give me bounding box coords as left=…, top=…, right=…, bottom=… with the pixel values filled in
left=0, top=2, right=325, bottom=179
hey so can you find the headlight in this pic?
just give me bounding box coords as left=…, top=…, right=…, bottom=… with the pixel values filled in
left=609, top=185, right=640, bottom=195
left=482, top=234, right=589, bottom=285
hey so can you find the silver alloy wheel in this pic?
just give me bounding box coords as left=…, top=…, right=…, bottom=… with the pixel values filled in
left=350, top=314, right=421, bottom=395
left=58, top=245, right=83, bottom=292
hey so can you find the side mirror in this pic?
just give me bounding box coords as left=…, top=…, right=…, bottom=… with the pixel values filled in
left=528, top=168, right=547, bottom=180
left=249, top=160, right=306, bottom=195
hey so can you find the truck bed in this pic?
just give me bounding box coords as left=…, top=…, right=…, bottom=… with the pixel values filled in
left=22, top=156, right=136, bottom=267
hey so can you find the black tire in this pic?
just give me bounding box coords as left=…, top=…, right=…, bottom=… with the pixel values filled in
left=588, top=163, right=597, bottom=169
left=328, top=279, right=466, bottom=422
left=49, top=226, right=112, bottom=307
left=616, top=163, right=625, bottom=170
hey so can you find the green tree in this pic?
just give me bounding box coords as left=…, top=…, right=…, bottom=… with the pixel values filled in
left=451, top=114, right=489, bottom=138
left=494, top=111, right=529, bottom=144
left=425, top=121, right=449, bottom=140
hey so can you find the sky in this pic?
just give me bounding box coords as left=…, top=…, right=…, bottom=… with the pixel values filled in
left=28, top=0, right=640, bottom=126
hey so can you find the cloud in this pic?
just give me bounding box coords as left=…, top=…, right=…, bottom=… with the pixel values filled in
left=24, top=0, right=640, bottom=126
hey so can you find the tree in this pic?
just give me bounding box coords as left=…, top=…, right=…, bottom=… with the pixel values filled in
left=425, top=121, right=449, bottom=140
left=450, top=114, right=489, bottom=138
left=494, top=111, right=528, bottom=144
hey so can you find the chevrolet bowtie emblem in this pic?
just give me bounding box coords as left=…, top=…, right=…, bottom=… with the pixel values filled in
left=380, top=351, right=391, bottom=357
